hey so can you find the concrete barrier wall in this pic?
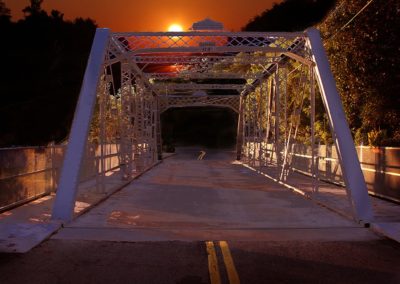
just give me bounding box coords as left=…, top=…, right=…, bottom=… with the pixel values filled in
left=290, top=144, right=344, bottom=185
left=0, top=146, right=65, bottom=211
left=244, top=142, right=400, bottom=202
left=0, top=144, right=121, bottom=212
left=357, top=146, right=400, bottom=202
left=289, top=145, right=400, bottom=202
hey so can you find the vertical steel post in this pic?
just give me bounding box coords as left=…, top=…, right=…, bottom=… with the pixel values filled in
left=265, top=79, right=273, bottom=163
left=252, top=95, right=257, bottom=166
left=258, top=83, right=264, bottom=166
left=236, top=96, right=245, bottom=160
left=310, top=67, right=318, bottom=193
left=50, top=142, right=55, bottom=192
left=274, top=67, right=281, bottom=173
left=156, top=97, right=163, bottom=160
left=120, top=61, right=133, bottom=179
left=134, top=83, right=145, bottom=173
left=283, top=68, right=288, bottom=147
left=99, top=74, right=106, bottom=193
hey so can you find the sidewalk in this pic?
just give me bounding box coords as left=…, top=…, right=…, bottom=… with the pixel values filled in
left=242, top=162, right=400, bottom=242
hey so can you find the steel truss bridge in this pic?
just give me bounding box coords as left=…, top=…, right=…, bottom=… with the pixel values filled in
left=52, top=28, right=372, bottom=225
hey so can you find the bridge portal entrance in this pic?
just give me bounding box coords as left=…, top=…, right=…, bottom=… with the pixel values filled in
left=51, top=20, right=372, bottom=225
left=161, top=106, right=238, bottom=149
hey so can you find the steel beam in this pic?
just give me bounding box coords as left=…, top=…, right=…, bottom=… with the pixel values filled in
left=113, top=31, right=305, bottom=37
left=306, top=28, right=373, bottom=223
left=52, top=29, right=110, bottom=223
left=153, top=83, right=243, bottom=91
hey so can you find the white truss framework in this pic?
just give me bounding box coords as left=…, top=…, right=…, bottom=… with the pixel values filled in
left=52, top=28, right=372, bottom=225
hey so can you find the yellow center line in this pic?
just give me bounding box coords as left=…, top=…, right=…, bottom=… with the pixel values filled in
left=219, top=241, right=240, bottom=284
left=206, top=241, right=222, bottom=284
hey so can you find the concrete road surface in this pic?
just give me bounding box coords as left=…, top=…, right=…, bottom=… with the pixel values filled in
left=1, top=147, right=400, bottom=283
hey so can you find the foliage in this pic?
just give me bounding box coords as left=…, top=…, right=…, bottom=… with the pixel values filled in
left=318, top=0, right=400, bottom=146
left=354, top=128, right=367, bottom=146
left=89, top=90, right=122, bottom=145
left=367, top=129, right=387, bottom=147
left=0, top=1, right=97, bottom=146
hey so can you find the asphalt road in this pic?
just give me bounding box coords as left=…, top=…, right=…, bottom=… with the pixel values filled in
left=1, top=239, right=400, bottom=284
left=1, top=147, right=400, bottom=283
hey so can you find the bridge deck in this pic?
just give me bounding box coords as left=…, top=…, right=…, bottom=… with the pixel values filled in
left=54, top=148, right=377, bottom=242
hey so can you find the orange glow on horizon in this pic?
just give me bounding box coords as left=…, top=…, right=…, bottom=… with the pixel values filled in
left=4, top=0, right=282, bottom=32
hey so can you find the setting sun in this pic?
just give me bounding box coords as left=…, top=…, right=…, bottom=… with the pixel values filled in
left=168, top=24, right=184, bottom=32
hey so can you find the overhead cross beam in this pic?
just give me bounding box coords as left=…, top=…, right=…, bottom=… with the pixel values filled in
left=152, top=83, right=243, bottom=91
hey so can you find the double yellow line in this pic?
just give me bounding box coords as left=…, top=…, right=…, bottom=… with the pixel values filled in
left=206, top=241, right=240, bottom=284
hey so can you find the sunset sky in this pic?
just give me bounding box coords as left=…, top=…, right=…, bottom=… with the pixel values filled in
left=4, top=0, right=281, bottom=32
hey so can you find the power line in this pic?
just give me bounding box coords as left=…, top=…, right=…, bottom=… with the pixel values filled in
left=339, top=0, right=374, bottom=31
left=325, top=0, right=375, bottom=42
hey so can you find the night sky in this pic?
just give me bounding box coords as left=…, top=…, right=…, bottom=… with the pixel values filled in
left=4, top=0, right=281, bottom=31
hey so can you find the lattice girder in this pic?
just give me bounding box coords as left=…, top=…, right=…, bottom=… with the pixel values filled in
left=106, top=31, right=312, bottom=98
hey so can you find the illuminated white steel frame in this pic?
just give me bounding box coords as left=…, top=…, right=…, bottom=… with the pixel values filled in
left=52, top=28, right=372, bottom=224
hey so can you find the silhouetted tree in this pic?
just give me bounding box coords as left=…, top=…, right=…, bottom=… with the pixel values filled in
left=0, top=1, right=97, bottom=146
left=0, top=0, right=11, bottom=24
left=50, top=10, right=64, bottom=22
left=243, top=0, right=336, bottom=31
left=22, top=0, right=44, bottom=16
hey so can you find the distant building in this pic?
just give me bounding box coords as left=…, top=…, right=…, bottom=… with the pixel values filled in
left=190, top=18, right=224, bottom=31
